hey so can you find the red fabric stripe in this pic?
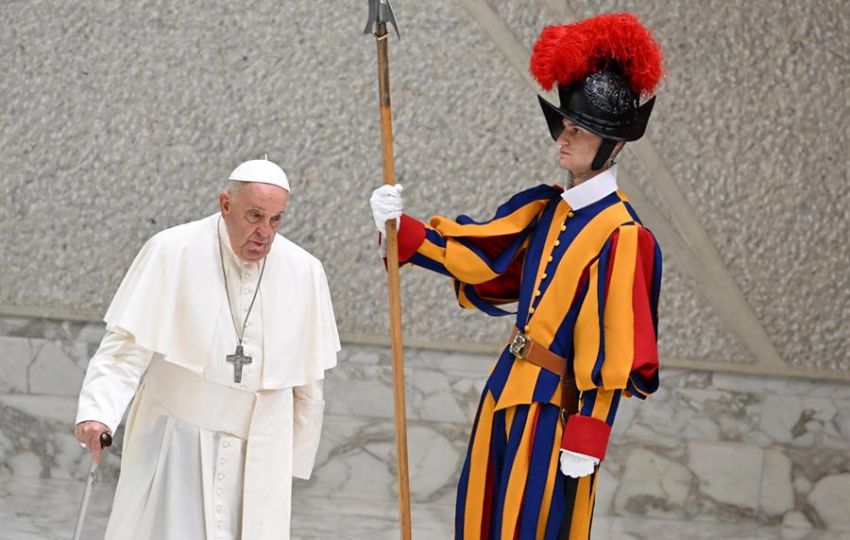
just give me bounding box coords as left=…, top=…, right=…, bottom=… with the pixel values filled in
left=474, top=247, right=525, bottom=300
left=397, top=214, right=427, bottom=264
left=631, top=229, right=658, bottom=380
left=466, top=231, right=526, bottom=301
left=465, top=230, right=521, bottom=258
left=561, top=414, right=612, bottom=461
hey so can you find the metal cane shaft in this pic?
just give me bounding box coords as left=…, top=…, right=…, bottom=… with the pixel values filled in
left=71, top=432, right=112, bottom=540
left=71, top=463, right=98, bottom=540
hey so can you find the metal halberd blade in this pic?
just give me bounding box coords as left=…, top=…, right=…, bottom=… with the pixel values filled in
left=364, top=0, right=400, bottom=39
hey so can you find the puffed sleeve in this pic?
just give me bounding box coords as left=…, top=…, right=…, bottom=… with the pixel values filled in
left=561, top=224, right=662, bottom=460
left=393, top=185, right=561, bottom=316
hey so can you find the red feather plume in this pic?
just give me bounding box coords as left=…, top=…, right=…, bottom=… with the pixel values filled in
left=530, top=12, right=664, bottom=95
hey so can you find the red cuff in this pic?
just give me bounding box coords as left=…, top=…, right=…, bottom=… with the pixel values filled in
left=396, top=214, right=426, bottom=264
left=561, top=414, right=612, bottom=461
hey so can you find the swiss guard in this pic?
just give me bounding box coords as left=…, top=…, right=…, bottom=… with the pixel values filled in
left=369, top=12, right=664, bottom=540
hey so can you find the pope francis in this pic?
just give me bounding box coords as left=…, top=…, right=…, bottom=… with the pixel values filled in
left=74, top=159, right=340, bottom=540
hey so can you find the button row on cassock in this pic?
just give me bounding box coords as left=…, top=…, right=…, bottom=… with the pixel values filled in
left=528, top=212, right=574, bottom=321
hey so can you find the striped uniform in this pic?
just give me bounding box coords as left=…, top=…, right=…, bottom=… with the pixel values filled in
left=395, top=177, right=661, bottom=540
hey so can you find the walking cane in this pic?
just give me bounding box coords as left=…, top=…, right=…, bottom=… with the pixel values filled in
left=71, top=432, right=112, bottom=540
left=363, top=2, right=412, bottom=540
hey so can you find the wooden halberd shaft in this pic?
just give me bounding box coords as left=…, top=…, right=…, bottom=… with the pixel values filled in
left=374, top=18, right=413, bottom=540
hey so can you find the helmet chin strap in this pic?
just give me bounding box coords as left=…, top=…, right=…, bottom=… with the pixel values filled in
left=591, top=139, right=618, bottom=170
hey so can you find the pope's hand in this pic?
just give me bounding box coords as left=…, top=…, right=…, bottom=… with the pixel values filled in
left=370, top=184, right=404, bottom=233
left=74, top=421, right=111, bottom=465
left=559, top=449, right=600, bottom=478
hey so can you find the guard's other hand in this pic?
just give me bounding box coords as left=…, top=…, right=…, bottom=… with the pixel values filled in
left=370, top=184, right=404, bottom=233
left=74, top=421, right=111, bottom=465
left=559, top=449, right=600, bottom=478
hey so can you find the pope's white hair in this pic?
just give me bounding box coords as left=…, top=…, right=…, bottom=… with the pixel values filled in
left=224, top=180, right=244, bottom=199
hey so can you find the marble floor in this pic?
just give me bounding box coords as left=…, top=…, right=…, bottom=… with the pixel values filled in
left=3, top=476, right=850, bottom=540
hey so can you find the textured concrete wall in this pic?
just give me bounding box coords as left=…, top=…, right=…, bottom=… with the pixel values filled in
left=1, top=1, right=848, bottom=375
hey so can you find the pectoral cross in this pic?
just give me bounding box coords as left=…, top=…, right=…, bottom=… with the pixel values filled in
left=226, top=345, right=252, bottom=384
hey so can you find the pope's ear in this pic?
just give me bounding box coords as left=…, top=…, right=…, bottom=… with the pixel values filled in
left=219, top=192, right=231, bottom=215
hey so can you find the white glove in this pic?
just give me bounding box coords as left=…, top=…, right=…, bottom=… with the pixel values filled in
left=370, top=184, right=404, bottom=233
left=559, top=449, right=600, bottom=478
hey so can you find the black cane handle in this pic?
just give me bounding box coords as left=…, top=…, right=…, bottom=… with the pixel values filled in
left=99, top=432, right=113, bottom=449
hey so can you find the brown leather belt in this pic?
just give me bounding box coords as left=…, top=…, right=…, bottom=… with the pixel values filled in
left=508, top=326, right=579, bottom=415
left=508, top=326, right=567, bottom=376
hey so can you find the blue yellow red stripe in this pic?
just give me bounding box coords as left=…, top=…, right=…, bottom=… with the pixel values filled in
left=395, top=183, right=662, bottom=539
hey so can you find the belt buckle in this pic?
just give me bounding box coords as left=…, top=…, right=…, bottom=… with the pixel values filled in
left=510, top=332, right=530, bottom=359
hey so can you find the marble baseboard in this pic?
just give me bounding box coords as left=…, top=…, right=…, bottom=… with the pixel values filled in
left=4, top=336, right=850, bottom=452
left=3, top=318, right=850, bottom=451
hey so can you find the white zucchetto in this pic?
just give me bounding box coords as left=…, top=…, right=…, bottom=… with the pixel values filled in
left=229, top=159, right=290, bottom=192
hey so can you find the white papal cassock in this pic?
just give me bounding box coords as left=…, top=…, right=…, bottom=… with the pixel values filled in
left=76, top=213, right=340, bottom=540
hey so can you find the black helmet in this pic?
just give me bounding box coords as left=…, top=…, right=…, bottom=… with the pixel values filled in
left=530, top=13, right=664, bottom=169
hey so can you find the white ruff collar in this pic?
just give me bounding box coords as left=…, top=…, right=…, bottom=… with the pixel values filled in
left=561, top=165, right=619, bottom=210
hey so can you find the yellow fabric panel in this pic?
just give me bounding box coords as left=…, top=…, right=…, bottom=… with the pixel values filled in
left=536, top=416, right=564, bottom=539
left=589, top=388, right=615, bottom=423
left=589, top=469, right=599, bottom=511
left=418, top=233, right=499, bottom=285
left=572, top=260, right=600, bottom=391
left=501, top=403, right=539, bottom=539
left=601, top=225, right=638, bottom=390
left=417, top=236, right=446, bottom=261
left=531, top=204, right=632, bottom=348
left=430, top=199, right=549, bottom=238
left=548, top=380, right=563, bottom=407
left=568, top=474, right=594, bottom=540
left=524, top=202, right=571, bottom=347
left=456, top=284, right=476, bottom=310
left=444, top=241, right=500, bottom=284
left=529, top=201, right=571, bottom=310
left=505, top=407, right=517, bottom=438
left=463, top=391, right=496, bottom=538
left=494, top=359, right=541, bottom=411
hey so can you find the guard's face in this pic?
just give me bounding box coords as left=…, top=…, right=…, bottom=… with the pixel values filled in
left=219, top=182, right=289, bottom=262
left=556, top=118, right=602, bottom=175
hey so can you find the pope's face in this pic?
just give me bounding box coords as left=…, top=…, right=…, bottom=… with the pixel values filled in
left=219, top=182, right=289, bottom=262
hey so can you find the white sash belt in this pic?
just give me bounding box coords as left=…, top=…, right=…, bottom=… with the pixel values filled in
left=146, top=359, right=294, bottom=540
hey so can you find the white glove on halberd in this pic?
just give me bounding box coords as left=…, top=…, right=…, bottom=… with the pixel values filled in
left=370, top=184, right=404, bottom=233
left=559, top=449, right=600, bottom=478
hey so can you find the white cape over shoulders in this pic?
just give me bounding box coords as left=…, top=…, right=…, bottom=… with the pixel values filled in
left=103, top=213, right=340, bottom=387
